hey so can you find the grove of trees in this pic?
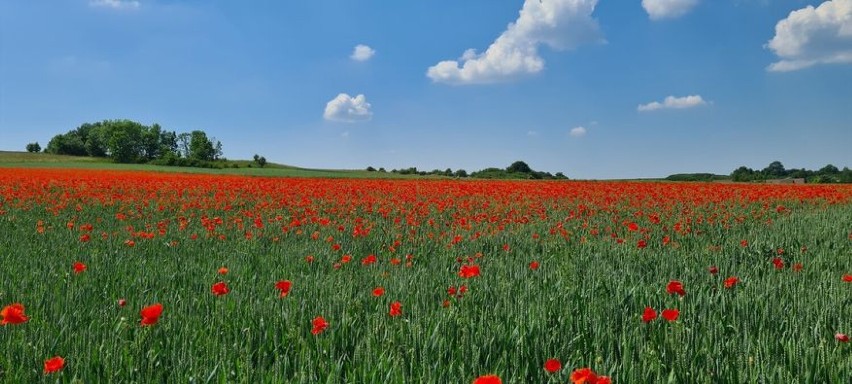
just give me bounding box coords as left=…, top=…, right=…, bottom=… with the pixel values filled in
left=372, top=161, right=568, bottom=180
left=731, top=161, right=851, bottom=183
left=41, top=120, right=223, bottom=165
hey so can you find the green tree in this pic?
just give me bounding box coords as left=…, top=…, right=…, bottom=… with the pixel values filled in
left=506, top=161, right=532, bottom=174
left=45, top=133, right=87, bottom=156
left=818, top=164, right=839, bottom=175
left=106, top=121, right=144, bottom=163
left=25, top=142, right=41, bottom=153
left=762, top=161, right=786, bottom=178
left=253, top=154, right=267, bottom=168
left=731, top=166, right=755, bottom=182
left=188, top=130, right=215, bottom=161
left=141, top=124, right=163, bottom=160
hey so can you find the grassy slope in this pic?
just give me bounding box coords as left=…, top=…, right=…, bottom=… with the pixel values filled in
left=0, top=151, right=430, bottom=179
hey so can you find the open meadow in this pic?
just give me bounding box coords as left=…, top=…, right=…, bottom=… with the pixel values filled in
left=0, top=168, right=850, bottom=383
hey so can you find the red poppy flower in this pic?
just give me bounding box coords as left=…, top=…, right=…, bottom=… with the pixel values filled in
left=842, top=274, right=852, bottom=283
left=708, top=266, right=719, bottom=275
left=79, top=233, right=90, bottom=242
left=772, top=257, right=784, bottom=270
left=792, top=263, right=803, bottom=272
left=529, top=261, right=540, bottom=270
left=211, top=282, right=230, bottom=296
left=372, top=287, right=385, bottom=297
left=666, top=280, right=686, bottom=296
left=637, top=239, right=647, bottom=248
left=275, top=280, right=292, bottom=297
left=311, top=316, right=328, bottom=335
left=442, top=299, right=451, bottom=307
left=570, top=367, right=597, bottom=384
left=543, top=358, right=561, bottom=373
left=140, top=303, right=163, bottom=326
left=662, top=308, right=679, bottom=322
left=642, top=307, right=657, bottom=323
left=361, top=254, right=377, bottom=265
left=341, top=254, right=352, bottom=263
left=1, top=303, right=29, bottom=325
left=118, top=298, right=127, bottom=307
left=447, top=286, right=457, bottom=296
left=627, top=222, right=639, bottom=231
left=472, top=374, right=502, bottom=384
left=43, top=356, right=65, bottom=374
left=390, top=257, right=401, bottom=265
left=740, top=240, right=748, bottom=247
left=218, top=267, right=228, bottom=275
left=389, top=301, right=402, bottom=317
left=73, top=262, right=87, bottom=274
left=305, top=255, right=314, bottom=263
left=459, top=264, right=481, bottom=278
left=724, top=276, right=739, bottom=288
left=597, top=377, right=612, bottom=384
left=836, top=333, right=849, bottom=342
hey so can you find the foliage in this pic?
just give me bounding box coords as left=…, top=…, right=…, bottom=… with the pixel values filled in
left=25, top=142, right=41, bottom=153
left=731, top=161, right=851, bottom=183
left=665, top=173, right=730, bottom=182
left=253, top=154, right=267, bottom=168
left=42, top=120, right=222, bottom=165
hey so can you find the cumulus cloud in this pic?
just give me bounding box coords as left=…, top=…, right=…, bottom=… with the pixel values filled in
left=638, top=95, right=707, bottom=112
left=323, top=93, right=372, bottom=122
left=89, top=0, right=140, bottom=10
left=641, top=0, right=699, bottom=20
left=426, top=0, right=603, bottom=85
left=351, top=44, right=375, bottom=62
left=766, top=0, right=852, bottom=72
left=570, top=126, right=587, bottom=137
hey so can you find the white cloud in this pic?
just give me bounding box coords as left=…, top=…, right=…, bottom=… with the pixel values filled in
left=638, top=95, right=707, bottom=111
left=570, top=126, right=587, bottom=137
left=351, top=44, right=375, bottom=62
left=323, top=93, right=373, bottom=122
left=766, top=0, right=852, bottom=72
left=89, top=0, right=140, bottom=10
left=641, top=0, right=699, bottom=20
left=426, top=0, right=603, bottom=85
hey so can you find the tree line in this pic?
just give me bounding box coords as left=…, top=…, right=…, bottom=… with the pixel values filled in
left=367, top=161, right=569, bottom=180
left=731, top=161, right=851, bottom=183
left=30, top=120, right=224, bottom=166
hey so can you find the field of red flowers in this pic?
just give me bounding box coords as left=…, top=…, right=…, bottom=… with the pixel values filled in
left=1, top=168, right=850, bottom=382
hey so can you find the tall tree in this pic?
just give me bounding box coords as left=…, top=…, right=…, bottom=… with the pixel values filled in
left=188, top=130, right=215, bottom=161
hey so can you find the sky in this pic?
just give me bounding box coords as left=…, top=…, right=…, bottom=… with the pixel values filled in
left=1, top=0, right=851, bottom=179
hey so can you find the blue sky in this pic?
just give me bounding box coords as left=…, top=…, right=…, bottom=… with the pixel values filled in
left=1, top=0, right=850, bottom=179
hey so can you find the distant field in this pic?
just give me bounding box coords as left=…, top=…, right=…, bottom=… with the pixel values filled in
left=0, top=151, right=427, bottom=179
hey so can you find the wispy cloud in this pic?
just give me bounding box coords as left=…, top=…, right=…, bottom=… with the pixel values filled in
left=638, top=95, right=707, bottom=112
left=641, top=0, right=699, bottom=20
left=426, top=0, right=602, bottom=85
left=570, top=126, right=587, bottom=137
left=89, top=0, right=141, bottom=10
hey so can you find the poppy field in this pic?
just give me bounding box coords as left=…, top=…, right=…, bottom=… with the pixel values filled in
left=1, top=168, right=851, bottom=383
